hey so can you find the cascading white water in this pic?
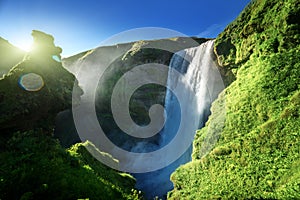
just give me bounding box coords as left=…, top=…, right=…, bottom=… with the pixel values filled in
left=133, top=40, right=225, bottom=199
left=66, top=39, right=224, bottom=199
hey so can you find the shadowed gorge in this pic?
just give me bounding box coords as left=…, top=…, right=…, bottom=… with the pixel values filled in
left=58, top=37, right=224, bottom=199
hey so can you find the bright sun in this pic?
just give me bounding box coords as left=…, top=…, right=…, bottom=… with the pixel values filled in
left=14, top=39, right=33, bottom=52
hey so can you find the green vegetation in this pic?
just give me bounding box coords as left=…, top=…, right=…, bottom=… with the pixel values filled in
left=0, top=31, right=140, bottom=200
left=169, top=0, right=300, bottom=199
left=0, top=30, right=77, bottom=134
left=0, top=130, right=141, bottom=200
left=2, top=0, right=299, bottom=198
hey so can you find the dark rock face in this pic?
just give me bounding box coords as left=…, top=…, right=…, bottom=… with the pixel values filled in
left=0, top=30, right=80, bottom=134
left=0, top=31, right=139, bottom=200
left=54, top=109, right=81, bottom=148
left=30, top=30, right=62, bottom=61
left=59, top=37, right=208, bottom=149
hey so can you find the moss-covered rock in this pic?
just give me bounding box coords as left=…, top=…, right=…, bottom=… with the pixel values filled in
left=169, top=0, right=300, bottom=199
left=0, top=30, right=141, bottom=200
left=0, top=130, right=141, bottom=200
left=0, top=30, right=81, bottom=134
left=30, top=30, right=62, bottom=61
left=214, top=0, right=299, bottom=75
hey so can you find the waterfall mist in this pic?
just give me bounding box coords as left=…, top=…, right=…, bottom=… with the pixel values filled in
left=64, top=38, right=225, bottom=200
left=132, top=40, right=225, bottom=199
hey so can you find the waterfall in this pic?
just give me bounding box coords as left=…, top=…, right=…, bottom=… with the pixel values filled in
left=133, top=40, right=225, bottom=199
left=65, top=39, right=225, bottom=199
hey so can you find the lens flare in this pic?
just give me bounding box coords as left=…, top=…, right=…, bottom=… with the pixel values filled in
left=18, top=73, right=44, bottom=91
left=52, top=55, right=61, bottom=62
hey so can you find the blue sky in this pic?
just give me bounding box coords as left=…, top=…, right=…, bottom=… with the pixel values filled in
left=0, top=0, right=250, bottom=57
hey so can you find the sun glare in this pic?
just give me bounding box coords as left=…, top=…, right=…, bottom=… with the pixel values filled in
left=14, top=39, right=33, bottom=52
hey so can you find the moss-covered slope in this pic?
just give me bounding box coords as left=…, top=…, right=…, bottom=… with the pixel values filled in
left=0, top=30, right=79, bottom=133
left=0, top=130, right=140, bottom=200
left=169, top=0, right=300, bottom=199
left=0, top=31, right=140, bottom=200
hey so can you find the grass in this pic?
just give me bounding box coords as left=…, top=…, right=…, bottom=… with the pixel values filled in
left=169, top=0, right=300, bottom=199
left=0, top=130, right=141, bottom=200
left=0, top=30, right=141, bottom=200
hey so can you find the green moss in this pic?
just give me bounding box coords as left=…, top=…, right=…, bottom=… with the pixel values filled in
left=169, top=0, right=300, bottom=199
left=0, top=30, right=80, bottom=133
left=0, top=31, right=141, bottom=199
left=0, top=130, right=141, bottom=200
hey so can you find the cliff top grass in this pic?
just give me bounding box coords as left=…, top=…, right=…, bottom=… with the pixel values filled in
left=169, top=0, right=300, bottom=199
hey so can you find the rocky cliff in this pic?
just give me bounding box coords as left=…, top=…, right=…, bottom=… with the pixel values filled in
left=0, top=31, right=140, bottom=200
left=0, top=30, right=78, bottom=134
left=60, top=37, right=208, bottom=148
